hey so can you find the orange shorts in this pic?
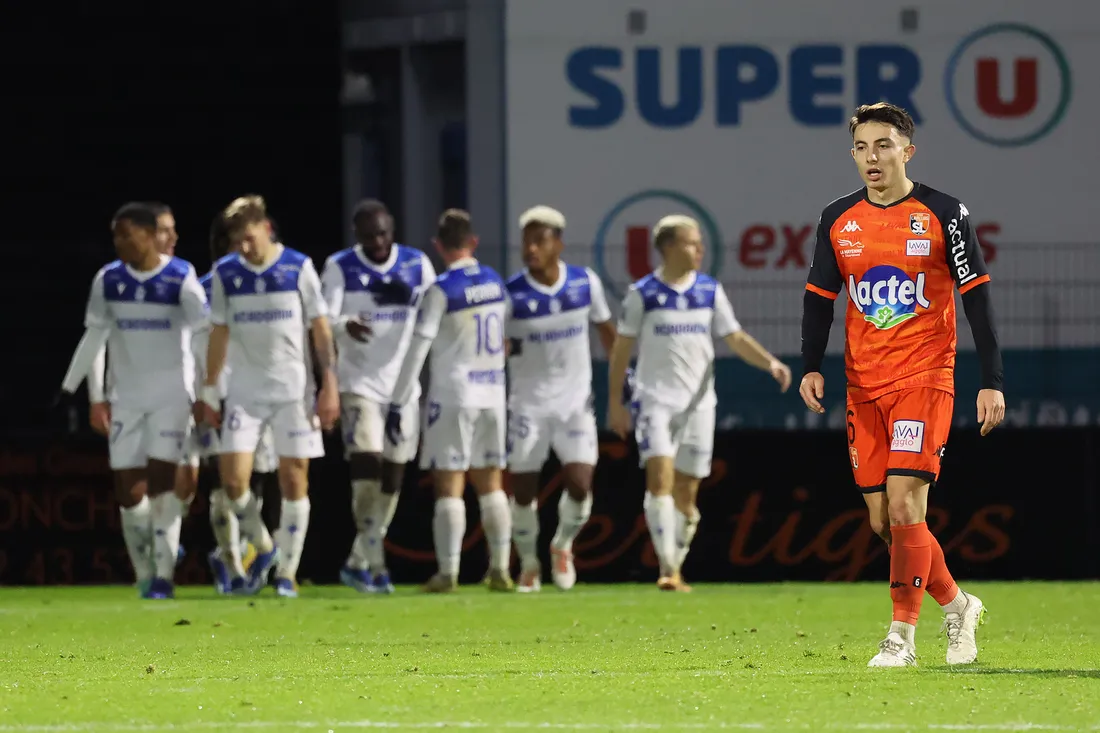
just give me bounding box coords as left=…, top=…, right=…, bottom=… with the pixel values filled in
left=845, top=388, right=953, bottom=493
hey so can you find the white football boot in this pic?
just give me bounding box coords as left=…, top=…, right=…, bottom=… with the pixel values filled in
left=943, top=592, right=986, bottom=665
left=868, top=632, right=917, bottom=667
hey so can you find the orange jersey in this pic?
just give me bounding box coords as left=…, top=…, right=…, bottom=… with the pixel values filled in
left=805, top=183, right=991, bottom=403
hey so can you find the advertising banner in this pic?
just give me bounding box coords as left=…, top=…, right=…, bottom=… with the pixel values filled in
left=2, top=431, right=1097, bottom=585
left=504, top=0, right=1098, bottom=356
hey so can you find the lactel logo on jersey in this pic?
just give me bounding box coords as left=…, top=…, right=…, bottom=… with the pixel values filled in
left=566, top=44, right=922, bottom=128
left=848, top=265, right=930, bottom=330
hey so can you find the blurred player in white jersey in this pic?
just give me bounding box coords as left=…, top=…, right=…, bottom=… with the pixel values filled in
left=85, top=202, right=192, bottom=587
left=60, top=202, right=209, bottom=599
left=190, top=212, right=278, bottom=593
left=322, top=200, right=436, bottom=594
left=504, top=206, right=615, bottom=592
left=387, top=209, right=513, bottom=592
left=607, top=216, right=792, bottom=591
left=201, top=195, right=339, bottom=597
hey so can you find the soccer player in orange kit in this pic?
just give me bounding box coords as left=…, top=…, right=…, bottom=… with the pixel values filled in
left=799, top=103, right=1006, bottom=667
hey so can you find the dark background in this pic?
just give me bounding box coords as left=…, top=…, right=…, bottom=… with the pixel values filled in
left=4, top=1, right=342, bottom=434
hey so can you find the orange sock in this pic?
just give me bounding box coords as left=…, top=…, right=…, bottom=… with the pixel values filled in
left=925, top=533, right=959, bottom=606
left=889, top=522, right=932, bottom=625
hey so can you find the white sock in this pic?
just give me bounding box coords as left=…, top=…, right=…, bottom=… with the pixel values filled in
left=347, top=478, right=380, bottom=570
left=232, top=492, right=273, bottom=553
left=642, top=491, right=676, bottom=576
left=478, top=490, right=512, bottom=572
left=433, top=497, right=466, bottom=577
left=210, top=489, right=244, bottom=578
left=365, top=489, right=400, bottom=572
left=150, top=493, right=183, bottom=581
left=941, top=588, right=968, bottom=615
left=275, top=498, right=310, bottom=581
left=673, top=506, right=701, bottom=572
left=119, top=496, right=153, bottom=584
left=510, top=497, right=540, bottom=572
left=889, top=620, right=916, bottom=645
left=551, top=492, right=592, bottom=552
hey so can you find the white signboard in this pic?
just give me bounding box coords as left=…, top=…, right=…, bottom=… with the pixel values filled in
left=505, top=0, right=1098, bottom=354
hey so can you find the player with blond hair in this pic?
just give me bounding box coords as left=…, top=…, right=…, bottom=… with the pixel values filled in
left=201, top=195, right=339, bottom=597
left=608, top=215, right=791, bottom=591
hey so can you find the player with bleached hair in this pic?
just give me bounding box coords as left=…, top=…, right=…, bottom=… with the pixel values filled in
left=60, top=202, right=209, bottom=599
left=505, top=205, right=615, bottom=591
left=201, top=195, right=340, bottom=597
left=608, top=215, right=792, bottom=591
left=386, top=209, right=513, bottom=592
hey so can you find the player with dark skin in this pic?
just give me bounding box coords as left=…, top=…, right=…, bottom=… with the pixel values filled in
left=344, top=204, right=410, bottom=513
left=508, top=222, right=617, bottom=517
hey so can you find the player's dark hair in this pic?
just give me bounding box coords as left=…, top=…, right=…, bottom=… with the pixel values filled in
left=849, top=102, right=915, bottom=141
left=353, top=198, right=391, bottom=225
left=437, top=208, right=474, bottom=251
left=112, top=202, right=159, bottom=232
left=146, top=201, right=173, bottom=218
left=223, top=194, right=268, bottom=233
left=209, top=213, right=232, bottom=261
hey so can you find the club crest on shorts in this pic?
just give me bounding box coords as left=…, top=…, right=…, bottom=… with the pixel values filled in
left=849, top=446, right=859, bottom=469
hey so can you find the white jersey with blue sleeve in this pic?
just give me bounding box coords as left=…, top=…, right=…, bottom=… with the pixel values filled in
left=209, top=245, right=326, bottom=406
left=85, top=255, right=208, bottom=410
left=321, top=243, right=436, bottom=404
left=504, top=264, right=611, bottom=418
left=415, top=258, right=508, bottom=409
left=617, top=271, right=741, bottom=412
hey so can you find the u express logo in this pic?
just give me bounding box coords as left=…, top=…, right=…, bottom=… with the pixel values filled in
left=566, top=23, right=1070, bottom=147
left=591, top=190, right=723, bottom=300
left=943, top=23, right=1072, bottom=148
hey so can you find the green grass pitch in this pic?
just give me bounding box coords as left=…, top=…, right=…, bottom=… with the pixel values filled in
left=1, top=583, right=1098, bottom=732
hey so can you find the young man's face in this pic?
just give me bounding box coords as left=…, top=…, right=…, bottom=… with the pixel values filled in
left=521, top=224, right=562, bottom=273
left=851, top=120, right=914, bottom=192
left=113, top=220, right=158, bottom=266
left=354, top=212, right=394, bottom=262
left=155, top=212, right=178, bottom=256
left=231, top=221, right=274, bottom=264
left=661, top=225, right=701, bottom=271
